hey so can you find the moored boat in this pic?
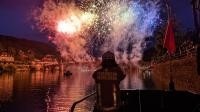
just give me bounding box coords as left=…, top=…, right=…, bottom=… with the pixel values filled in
left=64, top=70, right=72, bottom=76
left=0, top=67, right=3, bottom=74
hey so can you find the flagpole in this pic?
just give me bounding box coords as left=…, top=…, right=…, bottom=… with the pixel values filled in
left=165, top=0, right=175, bottom=91
left=164, top=0, right=170, bottom=19
left=169, top=53, right=175, bottom=91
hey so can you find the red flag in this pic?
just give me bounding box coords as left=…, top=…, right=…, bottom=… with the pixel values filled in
left=164, top=19, right=176, bottom=54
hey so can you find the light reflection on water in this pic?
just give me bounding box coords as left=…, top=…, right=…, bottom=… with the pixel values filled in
left=46, top=65, right=96, bottom=112
left=0, top=64, right=152, bottom=112
left=120, top=65, right=144, bottom=90
left=0, top=65, right=97, bottom=112
left=0, top=73, right=13, bottom=103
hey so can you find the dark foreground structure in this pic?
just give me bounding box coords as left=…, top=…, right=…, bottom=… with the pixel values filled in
left=71, top=89, right=200, bottom=112
left=118, top=90, right=200, bottom=112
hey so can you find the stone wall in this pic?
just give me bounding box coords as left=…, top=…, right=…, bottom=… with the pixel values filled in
left=152, top=56, right=200, bottom=94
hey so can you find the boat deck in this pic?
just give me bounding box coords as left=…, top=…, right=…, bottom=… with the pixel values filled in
left=71, top=90, right=200, bottom=112
left=92, top=90, right=200, bottom=112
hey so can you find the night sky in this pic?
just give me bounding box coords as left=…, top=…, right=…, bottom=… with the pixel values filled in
left=0, top=0, right=194, bottom=42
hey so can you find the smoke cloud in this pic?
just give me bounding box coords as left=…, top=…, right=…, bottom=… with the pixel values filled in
left=33, top=0, right=161, bottom=64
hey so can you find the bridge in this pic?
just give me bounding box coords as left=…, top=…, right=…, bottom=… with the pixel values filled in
left=30, top=59, right=61, bottom=72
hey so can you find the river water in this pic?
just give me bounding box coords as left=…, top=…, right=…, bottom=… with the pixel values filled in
left=0, top=64, right=154, bottom=112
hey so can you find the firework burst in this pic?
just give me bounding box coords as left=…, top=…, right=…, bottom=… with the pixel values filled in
left=33, top=0, right=162, bottom=64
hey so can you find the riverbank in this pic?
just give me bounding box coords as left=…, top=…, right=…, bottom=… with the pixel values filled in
left=0, top=64, right=61, bottom=73
left=152, top=56, right=200, bottom=94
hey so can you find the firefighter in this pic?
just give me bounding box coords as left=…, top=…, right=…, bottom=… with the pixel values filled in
left=93, top=51, right=125, bottom=112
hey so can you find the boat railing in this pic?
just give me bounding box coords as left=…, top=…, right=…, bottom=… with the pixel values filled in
left=70, top=91, right=96, bottom=112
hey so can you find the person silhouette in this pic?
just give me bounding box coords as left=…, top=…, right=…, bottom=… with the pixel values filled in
left=93, top=51, right=125, bottom=112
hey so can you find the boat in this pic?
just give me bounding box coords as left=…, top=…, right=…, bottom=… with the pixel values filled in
left=0, top=67, right=3, bottom=74
left=64, top=70, right=72, bottom=76
left=70, top=89, right=200, bottom=112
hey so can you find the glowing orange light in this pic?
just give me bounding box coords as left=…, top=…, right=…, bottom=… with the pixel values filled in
left=56, top=12, right=97, bottom=35
left=57, top=15, right=81, bottom=34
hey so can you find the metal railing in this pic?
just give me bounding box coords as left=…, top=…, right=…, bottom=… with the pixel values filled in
left=70, top=91, right=96, bottom=112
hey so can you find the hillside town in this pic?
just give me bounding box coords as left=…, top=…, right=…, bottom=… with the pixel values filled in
left=0, top=51, right=61, bottom=72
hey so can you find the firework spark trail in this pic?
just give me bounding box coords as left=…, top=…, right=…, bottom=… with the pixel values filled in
left=33, top=0, right=161, bottom=64
left=105, top=0, right=161, bottom=64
